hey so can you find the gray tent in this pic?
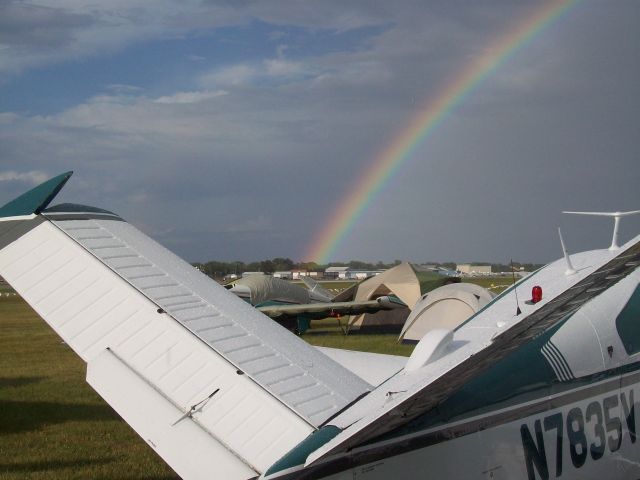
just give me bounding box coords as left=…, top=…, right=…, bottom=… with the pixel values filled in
left=398, top=283, right=494, bottom=343
left=346, top=262, right=420, bottom=333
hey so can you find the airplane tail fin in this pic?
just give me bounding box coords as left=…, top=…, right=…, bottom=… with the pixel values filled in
left=301, top=276, right=334, bottom=302
left=0, top=174, right=371, bottom=480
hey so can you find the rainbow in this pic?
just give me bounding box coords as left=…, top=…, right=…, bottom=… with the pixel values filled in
left=304, top=0, right=579, bottom=263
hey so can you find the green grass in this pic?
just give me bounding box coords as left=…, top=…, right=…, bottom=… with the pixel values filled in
left=303, top=331, right=414, bottom=357
left=302, top=318, right=414, bottom=356
left=0, top=292, right=410, bottom=478
left=463, top=276, right=517, bottom=294
left=3, top=274, right=509, bottom=477
left=0, top=296, right=178, bottom=480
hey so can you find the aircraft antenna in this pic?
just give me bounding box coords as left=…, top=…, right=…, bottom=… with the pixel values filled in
left=510, top=259, right=521, bottom=316
left=557, top=227, right=576, bottom=275
left=563, top=210, right=640, bottom=251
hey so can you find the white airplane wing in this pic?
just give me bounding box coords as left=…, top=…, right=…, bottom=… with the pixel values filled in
left=315, top=347, right=407, bottom=386
left=0, top=173, right=372, bottom=479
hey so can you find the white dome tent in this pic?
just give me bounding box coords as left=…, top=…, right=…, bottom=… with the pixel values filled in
left=399, top=283, right=494, bottom=343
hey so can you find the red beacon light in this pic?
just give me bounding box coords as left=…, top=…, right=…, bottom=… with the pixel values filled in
left=531, top=285, right=543, bottom=304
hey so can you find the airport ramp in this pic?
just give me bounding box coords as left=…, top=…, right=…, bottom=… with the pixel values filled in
left=0, top=173, right=371, bottom=479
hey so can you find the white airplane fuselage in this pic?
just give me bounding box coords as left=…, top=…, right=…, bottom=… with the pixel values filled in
left=304, top=378, right=639, bottom=479
left=269, top=265, right=640, bottom=480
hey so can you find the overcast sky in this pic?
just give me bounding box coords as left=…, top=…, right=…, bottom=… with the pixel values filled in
left=1, top=0, right=638, bottom=264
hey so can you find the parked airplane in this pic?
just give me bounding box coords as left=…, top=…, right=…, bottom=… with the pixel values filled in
left=1, top=172, right=639, bottom=479
left=226, top=275, right=333, bottom=304
left=225, top=275, right=406, bottom=332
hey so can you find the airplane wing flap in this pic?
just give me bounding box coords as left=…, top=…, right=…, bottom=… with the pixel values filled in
left=87, top=349, right=258, bottom=480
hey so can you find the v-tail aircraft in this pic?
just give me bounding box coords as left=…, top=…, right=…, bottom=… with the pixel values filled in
left=0, top=172, right=639, bottom=479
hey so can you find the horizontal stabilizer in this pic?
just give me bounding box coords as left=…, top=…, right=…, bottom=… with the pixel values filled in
left=301, top=277, right=334, bottom=302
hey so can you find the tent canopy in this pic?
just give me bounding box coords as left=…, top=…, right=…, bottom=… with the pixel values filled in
left=399, top=282, right=494, bottom=343
left=347, top=262, right=421, bottom=332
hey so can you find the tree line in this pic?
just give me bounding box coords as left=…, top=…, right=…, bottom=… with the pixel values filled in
left=193, top=258, right=543, bottom=279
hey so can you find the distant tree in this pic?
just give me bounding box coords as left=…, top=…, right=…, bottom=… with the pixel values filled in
left=329, top=262, right=348, bottom=267
left=348, top=260, right=375, bottom=270
left=298, top=261, right=321, bottom=272
left=271, top=257, right=294, bottom=271
left=195, top=257, right=545, bottom=277
left=260, top=260, right=275, bottom=273
left=242, top=261, right=258, bottom=272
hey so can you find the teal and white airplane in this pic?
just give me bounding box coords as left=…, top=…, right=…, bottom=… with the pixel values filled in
left=1, top=172, right=639, bottom=480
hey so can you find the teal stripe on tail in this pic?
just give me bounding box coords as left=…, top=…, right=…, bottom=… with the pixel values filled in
left=0, top=171, right=73, bottom=218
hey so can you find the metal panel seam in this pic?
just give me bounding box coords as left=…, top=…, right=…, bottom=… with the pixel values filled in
left=45, top=217, right=317, bottom=428
left=104, top=348, right=259, bottom=473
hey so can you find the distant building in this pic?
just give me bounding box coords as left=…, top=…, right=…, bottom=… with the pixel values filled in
left=324, top=266, right=350, bottom=279
left=272, top=270, right=321, bottom=280
left=241, top=271, right=265, bottom=278
left=291, top=270, right=308, bottom=279
left=457, top=264, right=492, bottom=275
left=347, top=270, right=383, bottom=280
left=273, top=271, right=293, bottom=279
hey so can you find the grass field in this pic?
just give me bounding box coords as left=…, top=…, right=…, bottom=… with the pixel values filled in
left=0, top=295, right=179, bottom=479
left=0, top=276, right=512, bottom=478
left=0, top=293, right=414, bottom=479
left=463, top=276, right=517, bottom=294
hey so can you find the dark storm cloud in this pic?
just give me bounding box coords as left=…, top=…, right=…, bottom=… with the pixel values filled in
left=0, top=1, right=638, bottom=262
left=0, top=1, right=95, bottom=48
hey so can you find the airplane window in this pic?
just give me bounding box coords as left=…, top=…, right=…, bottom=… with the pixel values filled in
left=615, top=284, right=640, bottom=355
